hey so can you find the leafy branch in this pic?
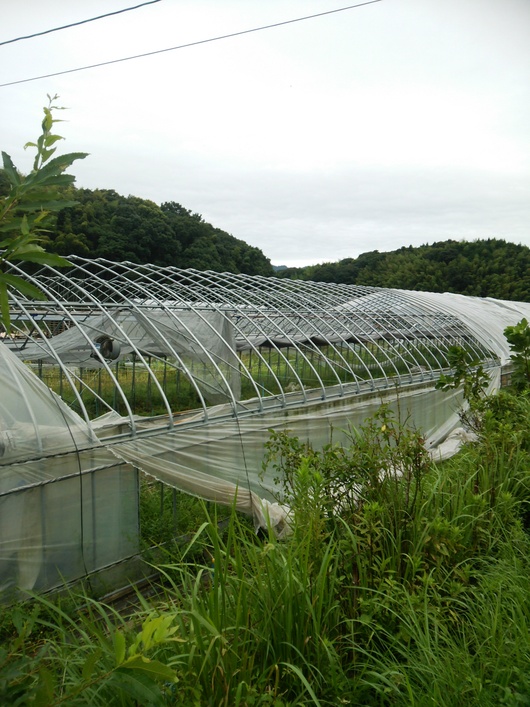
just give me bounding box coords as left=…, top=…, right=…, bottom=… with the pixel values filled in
left=0, top=94, right=88, bottom=331
left=504, top=317, right=530, bottom=391
left=435, top=345, right=490, bottom=433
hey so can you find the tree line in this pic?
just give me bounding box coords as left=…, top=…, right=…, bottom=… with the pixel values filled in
left=3, top=160, right=528, bottom=299
left=55, top=188, right=273, bottom=276
left=277, top=238, right=530, bottom=301
left=0, top=171, right=273, bottom=276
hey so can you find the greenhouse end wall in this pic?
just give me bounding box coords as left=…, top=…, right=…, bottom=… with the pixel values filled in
left=0, top=450, right=139, bottom=602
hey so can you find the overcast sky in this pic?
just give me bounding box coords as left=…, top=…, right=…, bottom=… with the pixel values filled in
left=1, top=0, right=529, bottom=266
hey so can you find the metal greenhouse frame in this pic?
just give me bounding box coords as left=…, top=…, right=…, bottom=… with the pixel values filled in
left=1, top=255, right=529, bottom=599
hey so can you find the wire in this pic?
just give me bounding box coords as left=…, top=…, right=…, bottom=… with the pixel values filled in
left=0, top=1, right=162, bottom=47
left=0, top=0, right=382, bottom=88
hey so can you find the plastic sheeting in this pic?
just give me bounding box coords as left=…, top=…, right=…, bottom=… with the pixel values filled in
left=0, top=452, right=138, bottom=597
left=408, top=292, right=530, bottom=365
left=110, top=380, right=467, bottom=519
left=0, top=343, right=97, bottom=466
left=0, top=344, right=138, bottom=600
left=17, top=309, right=241, bottom=404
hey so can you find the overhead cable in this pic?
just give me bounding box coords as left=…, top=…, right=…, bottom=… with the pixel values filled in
left=0, top=0, right=382, bottom=88
left=0, top=0, right=161, bottom=47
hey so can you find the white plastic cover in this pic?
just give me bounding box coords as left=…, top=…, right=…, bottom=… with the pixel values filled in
left=0, top=344, right=138, bottom=599
left=17, top=309, right=240, bottom=403
left=0, top=342, right=96, bottom=467
left=409, top=291, right=530, bottom=365
left=110, top=380, right=466, bottom=519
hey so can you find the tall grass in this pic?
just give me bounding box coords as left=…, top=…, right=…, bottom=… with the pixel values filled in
left=2, top=392, right=530, bottom=705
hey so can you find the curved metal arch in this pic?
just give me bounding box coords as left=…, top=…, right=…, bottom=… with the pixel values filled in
left=7, top=293, right=100, bottom=435
left=166, top=268, right=314, bottom=404
left=190, top=269, right=335, bottom=401
left=95, top=261, right=289, bottom=409
left=5, top=262, right=140, bottom=433
left=215, top=270, right=359, bottom=394
left=36, top=258, right=245, bottom=420
left=64, top=258, right=230, bottom=422
left=255, top=276, right=397, bottom=388
left=111, top=262, right=241, bottom=415
left=14, top=260, right=178, bottom=433
left=33, top=258, right=300, bottom=416
left=3, top=257, right=500, bottom=433
left=245, top=276, right=422, bottom=386
left=390, top=287, right=496, bottom=364
left=136, top=266, right=286, bottom=410
left=303, top=281, right=481, bottom=374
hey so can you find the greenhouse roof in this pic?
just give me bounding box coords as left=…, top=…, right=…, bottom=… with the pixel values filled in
left=2, top=256, right=529, bottom=442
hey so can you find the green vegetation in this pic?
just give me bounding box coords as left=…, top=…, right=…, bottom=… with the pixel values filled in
left=29, top=336, right=462, bottom=421
left=504, top=317, right=530, bottom=391
left=46, top=191, right=272, bottom=275
left=32, top=358, right=203, bottom=419
left=278, top=238, right=530, bottom=301
left=0, top=95, right=87, bottom=330
left=2, top=371, right=530, bottom=704
left=139, top=476, right=231, bottom=550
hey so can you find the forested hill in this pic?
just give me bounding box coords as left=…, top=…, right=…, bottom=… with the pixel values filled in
left=43, top=187, right=273, bottom=276
left=276, top=239, right=530, bottom=302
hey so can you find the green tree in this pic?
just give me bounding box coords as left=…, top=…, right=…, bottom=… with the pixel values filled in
left=0, top=95, right=87, bottom=330
left=504, top=318, right=530, bottom=391
left=277, top=238, right=530, bottom=301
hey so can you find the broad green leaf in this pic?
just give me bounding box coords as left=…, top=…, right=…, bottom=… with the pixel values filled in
left=152, top=614, right=179, bottom=644
left=1, top=151, right=21, bottom=187
left=120, top=654, right=178, bottom=682
left=41, top=147, right=57, bottom=162
left=0, top=233, right=20, bottom=246
left=44, top=134, right=64, bottom=148
left=20, top=214, right=31, bottom=236
left=0, top=281, right=10, bottom=332
left=0, top=222, right=32, bottom=235
left=34, top=211, right=50, bottom=224
left=133, top=614, right=179, bottom=655
left=33, top=667, right=56, bottom=707
left=15, top=188, right=62, bottom=201
left=109, top=671, right=165, bottom=705
left=2, top=231, right=41, bottom=255
left=82, top=648, right=103, bottom=681
left=0, top=272, right=48, bottom=300
left=42, top=109, right=53, bottom=133
left=27, top=152, right=88, bottom=184
left=10, top=250, right=72, bottom=268
left=114, top=630, right=126, bottom=666
left=17, top=172, right=78, bottom=192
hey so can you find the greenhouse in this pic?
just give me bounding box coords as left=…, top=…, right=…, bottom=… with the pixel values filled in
left=1, top=255, right=529, bottom=600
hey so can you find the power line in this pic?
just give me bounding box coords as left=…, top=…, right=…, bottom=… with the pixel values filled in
left=0, top=0, right=161, bottom=47
left=0, top=0, right=382, bottom=88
